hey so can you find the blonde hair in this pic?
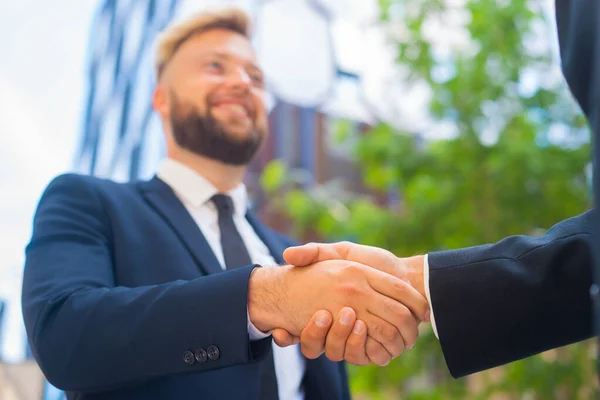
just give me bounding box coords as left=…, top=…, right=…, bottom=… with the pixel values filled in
left=155, top=7, right=251, bottom=80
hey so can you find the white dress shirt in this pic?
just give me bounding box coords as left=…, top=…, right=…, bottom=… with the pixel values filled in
left=157, top=158, right=306, bottom=400
left=423, top=254, right=439, bottom=338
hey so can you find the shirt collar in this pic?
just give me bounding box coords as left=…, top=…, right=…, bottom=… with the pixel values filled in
left=156, top=158, right=248, bottom=217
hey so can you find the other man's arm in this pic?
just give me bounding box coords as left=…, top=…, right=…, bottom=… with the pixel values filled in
left=278, top=210, right=595, bottom=377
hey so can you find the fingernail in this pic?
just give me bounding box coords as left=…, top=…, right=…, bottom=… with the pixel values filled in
left=316, top=312, right=330, bottom=327
left=352, top=321, right=364, bottom=334
left=407, top=343, right=414, bottom=350
left=423, top=310, right=431, bottom=322
left=340, top=308, right=353, bottom=326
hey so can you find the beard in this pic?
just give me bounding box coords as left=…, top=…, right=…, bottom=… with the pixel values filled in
left=169, top=91, right=266, bottom=166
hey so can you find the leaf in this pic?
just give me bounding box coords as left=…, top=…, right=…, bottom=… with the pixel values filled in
left=259, top=159, right=288, bottom=193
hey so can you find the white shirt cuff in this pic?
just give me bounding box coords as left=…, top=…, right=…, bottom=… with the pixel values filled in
left=247, top=308, right=273, bottom=340
left=423, top=254, right=439, bottom=339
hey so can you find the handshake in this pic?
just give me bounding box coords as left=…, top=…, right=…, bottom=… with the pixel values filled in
left=248, top=242, right=430, bottom=367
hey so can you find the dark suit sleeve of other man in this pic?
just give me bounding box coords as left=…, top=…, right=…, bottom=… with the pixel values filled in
left=426, top=0, right=600, bottom=379
left=428, top=210, right=594, bottom=378
left=21, top=174, right=271, bottom=392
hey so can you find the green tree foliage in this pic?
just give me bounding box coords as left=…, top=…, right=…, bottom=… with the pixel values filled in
left=261, top=0, right=597, bottom=398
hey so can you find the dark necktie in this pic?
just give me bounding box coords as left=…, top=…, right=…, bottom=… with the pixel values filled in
left=211, top=194, right=279, bottom=400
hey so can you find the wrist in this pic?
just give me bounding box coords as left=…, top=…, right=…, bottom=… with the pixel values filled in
left=401, top=255, right=426, bottom=299
left=247, top=265, right=289, bottom=332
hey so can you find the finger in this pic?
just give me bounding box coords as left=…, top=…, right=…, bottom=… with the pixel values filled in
left=283, top=243, right=339, bottom=267
left=284, top=242, right=399, bottom=274
left=344, top=320, right=369, bottom=365
left=365, top=337, right=392, bottom=367
left=367, top=293, right=420, bottom=350
left=366, top=267, right=430, bottom=323
left=272, top=329, right=299, bottom=347
left=324, top=307, right=357, bottom=362
left=363, top=313, right=405, bottom=357
left=300, top=310, right=333, bottom=359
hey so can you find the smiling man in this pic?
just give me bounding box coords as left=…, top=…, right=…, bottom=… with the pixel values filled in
left=21, top=7, right=429, bottom=400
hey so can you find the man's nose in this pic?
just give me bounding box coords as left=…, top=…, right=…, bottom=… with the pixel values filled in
left=226, top=67, right=251, bottom=90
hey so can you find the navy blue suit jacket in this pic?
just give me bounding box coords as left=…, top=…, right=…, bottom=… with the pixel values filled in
left=22, top=174, right=350, bottom=400
left=428, top=0, right=600, bottom=379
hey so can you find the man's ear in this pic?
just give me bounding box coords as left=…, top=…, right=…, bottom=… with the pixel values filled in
left=152, top=85, right=170, bottom=118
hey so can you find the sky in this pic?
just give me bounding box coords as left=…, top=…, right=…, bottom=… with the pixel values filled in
left=0, top=0, right=99, bottom=362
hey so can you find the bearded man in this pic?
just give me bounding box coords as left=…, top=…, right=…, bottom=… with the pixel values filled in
left=21, top=7, right=429, bottom=400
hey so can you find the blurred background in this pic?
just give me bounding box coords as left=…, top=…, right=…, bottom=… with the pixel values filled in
left=0, top=0, right=597, bottom=399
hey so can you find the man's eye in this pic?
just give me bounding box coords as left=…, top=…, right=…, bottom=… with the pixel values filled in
left=251, top=74, right=264, bottom=85
left=206, top=61, right=223, bottom=70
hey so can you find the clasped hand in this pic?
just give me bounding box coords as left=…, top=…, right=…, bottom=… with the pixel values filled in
left=269, top=242, right=428, bottom=367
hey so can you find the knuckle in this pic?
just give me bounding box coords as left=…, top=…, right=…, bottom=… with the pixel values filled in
left=388, top=303, right=415, bottom=328
left=371, top=321, right=398, bottom=344
left=397, top=306, right=415, bottom=326
left=341, top=262, right=362, bottom=277
left=371, top=322, right=384, bottom=338
left=392, top=279, right=408, bottom=295
left=382, top=298, right=399, bottom=318
left=338, top=241, right=353, bottom=254
left=382, top=324, right=400, bottom=343
left=382, top=248, right=396, bottom=259
left=338, top=282, right=361, bottom=298
left=365, top=338, right=379, bottom=353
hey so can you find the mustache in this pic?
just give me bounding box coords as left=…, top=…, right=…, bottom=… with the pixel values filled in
left=206, top=93, right=256, bottom=117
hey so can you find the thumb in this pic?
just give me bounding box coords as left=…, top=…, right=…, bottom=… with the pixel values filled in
left=283, top=243, right=321, bottom=267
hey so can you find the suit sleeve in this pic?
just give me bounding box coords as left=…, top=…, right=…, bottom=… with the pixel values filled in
left=21, top=174, right=271, bottom=392
left=428, top=210, right=595, bottom=378
left=555, top=0, right=600, bottom=122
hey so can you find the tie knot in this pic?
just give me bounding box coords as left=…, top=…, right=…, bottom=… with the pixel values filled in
left=211, top=194, right=234, bottom=215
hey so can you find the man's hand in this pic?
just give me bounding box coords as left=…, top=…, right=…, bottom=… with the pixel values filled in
left=284, top=242, right=426, bottom=300
left=271, top=242, right=428, bottom=366
left=248, top=257, right=429, bottom=360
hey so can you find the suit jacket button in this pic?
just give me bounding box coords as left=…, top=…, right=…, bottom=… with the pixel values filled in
left=183, top=350, right=195, bottom=365
left=207, top=345, right=220, bottom=361
left=195, top=348, right=207, bottom=364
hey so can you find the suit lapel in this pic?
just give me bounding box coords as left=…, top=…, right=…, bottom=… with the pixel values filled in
left=139, top=176, right=223, bottom=276
left=140, top=176, right=346, bottom=395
